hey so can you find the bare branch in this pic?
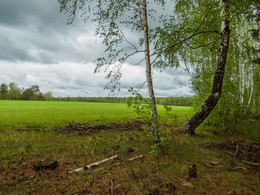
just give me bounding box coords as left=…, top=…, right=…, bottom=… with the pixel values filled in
left=137, top=81, right=147, bottom=91
left=180, top=54, right=194, bottom=79
left=180, top=54, right=204, bottom=100
left=134, top=58, right=146, bottom=66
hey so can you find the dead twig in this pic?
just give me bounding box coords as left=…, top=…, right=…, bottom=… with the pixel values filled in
left=128, top=155, right=144, bottom=161
left=201, top=162, right=213, bottom=168
left=235, top=144, right=239, bottom=157
left=225, top=150, right=235, bottom=156
left=241, top=160, right=260, bottom=166
left=225, top=150, right=260, bottom=166
left=68, top=155, right=118, bottom=173
left=108, top=155, right=144, bottom=170
left=85, top=126, right=96, bottom=133
left=111, top=178, right=114, bottom=195
left=108, top=162, right=121, bottom=170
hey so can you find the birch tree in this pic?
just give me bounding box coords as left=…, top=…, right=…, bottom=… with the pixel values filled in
left=142, top=0, right=159, bottom=140
left=180, top=0, right=231, bottom=135
left=178, top=0, right=258, bottom=134
left=152, top=0, right=258, bottom=134
left=57, top=0, right=166, bottom=142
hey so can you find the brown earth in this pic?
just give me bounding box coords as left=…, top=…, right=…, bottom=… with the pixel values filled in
left=60, top=120, right=148, bottom=135
left=202, top=139, right=260, bottom=164
left=6, top=124, right=260, bottom=194
left=15, top=120, right=148, bottom=135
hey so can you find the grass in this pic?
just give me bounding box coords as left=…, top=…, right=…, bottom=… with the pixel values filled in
left=0, top=101, right=136, bottom=131
left=0, top=100, right=259, bottom=194
left=0, top=100, right=193, bottom=131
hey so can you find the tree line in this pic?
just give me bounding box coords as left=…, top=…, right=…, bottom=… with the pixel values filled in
left=0, top=82, right=53, bottom=101
left=0, top=82, right=193, bottom=106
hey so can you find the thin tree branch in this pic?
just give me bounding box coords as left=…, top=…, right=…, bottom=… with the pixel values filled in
left=194, top=8, right=210, bottom=32
left=137, top=81, right=147, bottom=91
left=180, top=54, right=194, bottom=79
left=151, top=30, right=220, bottom=65
left=185, top=41, right=215, bottom=49
left=134, top=58, right=146, bottom=66
left=180, top=54, right=204, bottom=101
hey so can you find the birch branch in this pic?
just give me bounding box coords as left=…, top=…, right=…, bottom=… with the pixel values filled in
left=108, top=155, right=144, bottom=170
left=128, top=155, right=144, bottom=161
left=68, top=155, right=118, bottom=174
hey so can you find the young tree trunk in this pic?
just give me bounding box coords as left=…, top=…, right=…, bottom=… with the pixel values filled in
left=181, top=0, right=230, bottom=135
left=238, top=25, right=245, bottom=105
left=245, top=63, right=254, bottom=113
left=142, top=0, right=159, bottom=141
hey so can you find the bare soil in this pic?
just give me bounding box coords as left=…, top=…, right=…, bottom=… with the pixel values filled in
left=60, top=120, right=148, bottom=135
left=202, top=139, right=260, bottom=164
left=16, top=120, right=148, bottom=135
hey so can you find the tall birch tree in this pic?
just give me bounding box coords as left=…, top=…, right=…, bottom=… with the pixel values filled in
left=180, top=0, right=231, bottom=135
left=57, top=0, right=166, bottom=142
left=152, top=0, right=258, bottom=134
left=142, top=0, right=159, bottom=140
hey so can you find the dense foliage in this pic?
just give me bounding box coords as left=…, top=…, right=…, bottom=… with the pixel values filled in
left=0, top=82, right=52, bottom=101
left=153, top=0, right=259, bottom=132
left=177, top=0, right=259, bottom=131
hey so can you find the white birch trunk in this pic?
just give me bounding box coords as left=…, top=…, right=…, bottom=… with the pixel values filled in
left=142, top=0, right=159, bottom=141
left=209, top=52, right=214, bottom=70
left=238, top=23, right=245, bottom=105
left=181, top=0, right=230, bottom=135
left=246, top=64, right=254, bottom=111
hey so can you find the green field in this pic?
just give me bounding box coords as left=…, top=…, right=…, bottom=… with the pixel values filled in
left=0, top=100, right=194, bottom=131
left=0, top=100, right=259, bottom=194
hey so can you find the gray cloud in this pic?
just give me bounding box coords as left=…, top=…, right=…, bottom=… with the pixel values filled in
left=0, top=0, right=192, bottom=97
left=0, top=0, right=103, bottom=64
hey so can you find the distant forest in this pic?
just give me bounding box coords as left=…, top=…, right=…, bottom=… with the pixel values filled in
left=0, top=82, right=193, bottom=106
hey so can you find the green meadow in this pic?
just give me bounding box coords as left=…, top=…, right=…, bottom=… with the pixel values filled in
left=0, top=100, right=259, bottom=194
left=0, top=100, right=194, bottom=131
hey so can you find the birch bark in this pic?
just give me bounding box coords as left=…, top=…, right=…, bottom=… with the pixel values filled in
left=181, top=0, right=231, bottom=135
left=142, top=0, right=159, bottom=141
left=245, top=63, right=254, bottom=112
left=238, top=25, right=245, bottom=105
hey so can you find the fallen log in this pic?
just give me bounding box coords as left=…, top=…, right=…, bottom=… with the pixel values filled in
left=68, top=155, right=118, bottom=174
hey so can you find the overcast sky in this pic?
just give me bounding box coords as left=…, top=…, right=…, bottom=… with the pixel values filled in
left=0, top=0, right=193, bottom=97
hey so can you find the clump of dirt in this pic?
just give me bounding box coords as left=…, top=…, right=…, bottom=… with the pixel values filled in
left=32, top=159, right=59, bottom=171
left=60, top=120, right=148, bottom=135
left=202, top=139, right=260, bottom=164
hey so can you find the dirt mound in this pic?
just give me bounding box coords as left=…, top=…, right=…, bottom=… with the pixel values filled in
left=203, top=139, right=260, bottom=164
left=60, top=120, right=148, bottom=135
